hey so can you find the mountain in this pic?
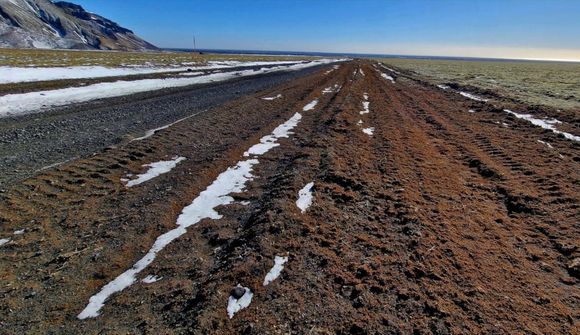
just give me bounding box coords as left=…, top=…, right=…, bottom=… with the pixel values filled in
left=0, top=0, right=157, bottom=51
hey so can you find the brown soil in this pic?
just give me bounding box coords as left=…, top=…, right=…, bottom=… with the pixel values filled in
left=0, top=61, right=578, bottom=334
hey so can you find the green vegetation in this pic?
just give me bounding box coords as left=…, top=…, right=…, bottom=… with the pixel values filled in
left=379, top=58, right=580, bottom=109
left=0, top=48, right=318, bottom=68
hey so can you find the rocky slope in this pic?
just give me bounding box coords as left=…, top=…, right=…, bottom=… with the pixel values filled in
left=0, top=0, right=157, bottom=50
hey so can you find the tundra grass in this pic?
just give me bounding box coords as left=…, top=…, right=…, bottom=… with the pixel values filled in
left=0, top=48, right=318, bottom=68
left=379, top=58, right=580, bottom=109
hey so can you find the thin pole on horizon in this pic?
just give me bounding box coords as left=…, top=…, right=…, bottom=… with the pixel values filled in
left=193, top=34, right=197, bottom=53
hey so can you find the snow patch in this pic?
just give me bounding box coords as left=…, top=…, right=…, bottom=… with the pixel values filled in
left=459, top=92, right=488, bottom=102
left=262, top=94, right=282, bottom=101
left=360, top=101, right=370, bottom=115
left=381, top=73, right=395, bottom=83
left=142, top=275, right=162, bottom=284
left=362, top=127, right=375, bottom=136
left=468, top=109, right=476, bottom=113
left=303, top=99, right=318, bottom=111
left=504, top=110, right=579, bottom=142
left=227, top=286, right=253, bottom=319
left=437, top=84, right=450, bottom=90
left=125, top=157, right=186, bottom=187
left=0, top=238, right=10, bottom=246
left=13, top=229, right=24, bottom=235
left=263, top=255, right=289, bottom=286
left=537, top=140, right=553, bottom=149
left=296, top=182, right=314, bottom=213
left=244, top=113, right=302, bottom=156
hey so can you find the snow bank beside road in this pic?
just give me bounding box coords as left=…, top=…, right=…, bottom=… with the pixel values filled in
left=0, top=59, right=343, bottom=117
left=0, top=60, right=306, bottom=84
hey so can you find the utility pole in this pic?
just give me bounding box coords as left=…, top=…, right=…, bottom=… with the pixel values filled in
left=192, top=33, right=197, bottom=53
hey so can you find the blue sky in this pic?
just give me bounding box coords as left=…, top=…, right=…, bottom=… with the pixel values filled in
left=71, top=0, right=580, bottom=60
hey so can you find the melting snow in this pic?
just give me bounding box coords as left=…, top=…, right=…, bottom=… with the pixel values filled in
left=296, top=182, right=314, bottom=213
left=303, top=99, right=318, bottom=111
left=322, top=84, right=341, bottom=94
left=13, top=229, right=24, bottom=235
left=132, top=114, right=198, bottom=141
left=360, top=101, right=370, bottom=115
left=263, top=255, right=289, bottom=286
left=537, top=140, right=553, bottom=149
left=468, top=109, right=476, bottom=113
left=357, top=120, right=363, bottom=125
left=504, top=110, right=579, bottom=142
left=362, top=127, right=375, bottom=136
left=0, top=59, right=343, bottom=117
left=79, top=102, right=308, bottom=320
left=381, top=73, right=395, bottom=83
left=437, top=84, right=450, bottom=90
left=125, top=157, right=186, bottom=187
left=0, top=238, right=10, bottom=246
left=262, top=94, right=282, bottom=101
left=227, top=286, right=253, bottom=319
left=142, top=275, right=162, bottom=284
left=244, top=113, right=302, bottom=156
left=459, top=92, right=488, bottom=102
left=363, top=93, right=369, bottom=100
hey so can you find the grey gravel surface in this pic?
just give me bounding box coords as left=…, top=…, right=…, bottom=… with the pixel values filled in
left=0, top=64, right=331, bottom=187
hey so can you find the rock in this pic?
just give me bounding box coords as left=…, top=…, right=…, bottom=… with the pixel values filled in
left=230, top=286, right=246, bottom=299
left=567, top=258, right=580, bottom=277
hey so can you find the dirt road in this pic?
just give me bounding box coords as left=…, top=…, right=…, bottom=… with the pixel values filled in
left=0, top=61, right=578, bottom=334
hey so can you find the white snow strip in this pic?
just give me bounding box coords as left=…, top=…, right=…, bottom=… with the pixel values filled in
left=459, top=92, right=488, bottom=102
left=537, top=140, right=553, bottom=149
left=263, top=255, right=289, bottom=286
left=360, top=101, right=370, bottom=115
left=0, top=59, right=343, bottom=117
left=362, top=127, right=375, bottom=136
left=13, top=229, right=25, bottom=235
left=363, top=93, right=369, bottom=100
left=0, top=66, right=190, bottom=84
left=125, top=157, right=186, bottom=187
left=504, top=109, right=580, bottom=142
left=227, top=286, right=253, bottom=319
left=296, top=182, right=314, bottom=213
left=322, top=84, right=340, bottom=94
left=437, top=84, right=450, bottom=90
left=244, top=113, right=302, bottom=156
left=357, top=120, right=363, bottom=125
left=303, top=99, right=318, bottom=111
left=79, top=105, right=308, bottom=320
left=468, top=109, right=476, bottom=113
left=142, top=275, right=162, bottom=284
left=132, top=114, right=198, bottom=142
left=381, top=73, right=395, bottom=83
left=0, top=238, right=10, bottom=246
left=262, top=94, right=282, bottom=101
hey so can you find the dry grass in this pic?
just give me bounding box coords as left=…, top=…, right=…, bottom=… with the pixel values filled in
left=0, top=48, right=318, bottom=68
left=379, top=58, right=580, bottom=109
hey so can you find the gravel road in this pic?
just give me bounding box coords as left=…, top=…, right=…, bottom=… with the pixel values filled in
left=0, top=63, right=328, bottom=187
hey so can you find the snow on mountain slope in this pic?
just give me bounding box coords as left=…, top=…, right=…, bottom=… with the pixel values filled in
left=0, top=0, right=157, bottom=50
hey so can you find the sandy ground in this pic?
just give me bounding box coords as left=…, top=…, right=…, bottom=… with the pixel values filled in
left=0, top=61, right=578, bottom=334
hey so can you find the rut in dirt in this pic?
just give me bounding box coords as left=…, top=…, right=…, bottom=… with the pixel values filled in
left=0, top=60, right=578, bottom=335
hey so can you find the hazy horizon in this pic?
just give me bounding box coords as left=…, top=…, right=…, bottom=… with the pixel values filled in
left=65, top=0, right=580, bottom=62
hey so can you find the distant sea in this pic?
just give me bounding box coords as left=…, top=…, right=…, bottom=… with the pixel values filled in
left=164, top=48, right=573, bottom=63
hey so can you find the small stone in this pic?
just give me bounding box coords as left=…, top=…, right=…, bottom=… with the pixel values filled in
left=230, top=286, right=246, bottom=299
left=567, top=258, right=580, bottom=277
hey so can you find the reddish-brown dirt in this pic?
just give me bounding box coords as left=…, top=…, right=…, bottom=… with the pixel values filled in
left=0, top=60, right=578, bottom=334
